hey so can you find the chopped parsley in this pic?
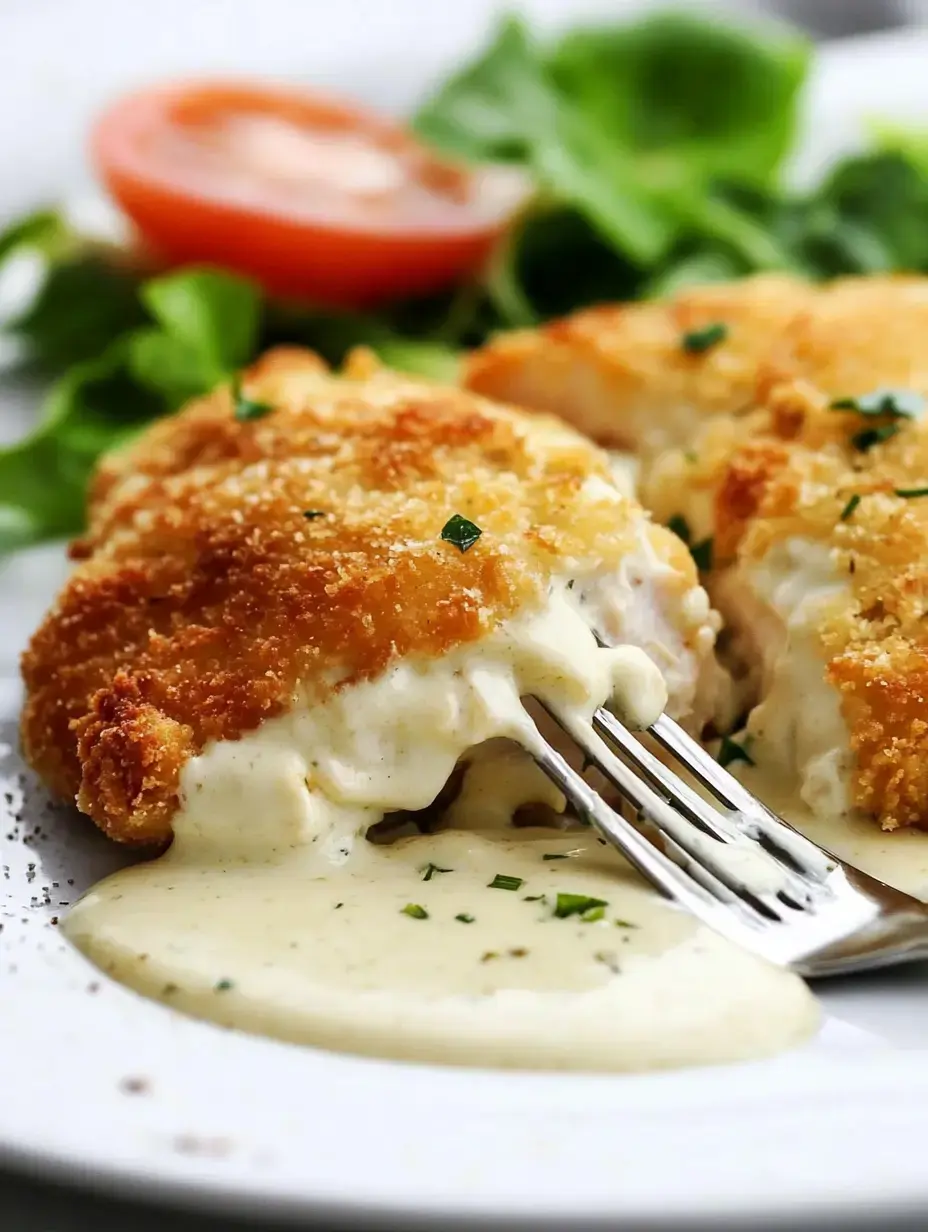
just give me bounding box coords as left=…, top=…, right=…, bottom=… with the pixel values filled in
left=681, top=322, right=728, bottom=354
left=667, top=514, right=691, bottom=545
left=718, top=735, right=755, bottom=769
left=690, top=537, right=714, bottom=571
left=553, top=892, right=608, bottom=919
left=455, top=912, right=475, bottom=924
left=581, top=904, right=606, bottom=922
left=440, top=513, right=482, bottom=553
left=829, top=388, right=924, bottom=452
left=839, top=493, right=862, bottom=522
left=303, top=510, right=326, bottom=520
left=830, top=388, right=925, bottom=420
left=523, top=894, right=546, bottom=902
left=542, top=852, right=568, bottom=861
left=481, top=951, right=499, bottom=962
left=401, top=903, right=429, bottom=920
left=214, top=979, right=234, bottom=992
left=421, top=862, right=453, bottom=881
left=232, top=378, right=274, bottom=422
left=488, top=873, right=523, bottom=891
left=614, top=919, right=638, bottom=929
left=895, top=486, right=928, bottom=499
left=851, top=423, right=900, bottom=452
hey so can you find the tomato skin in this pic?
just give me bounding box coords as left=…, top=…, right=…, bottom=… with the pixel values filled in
left=91, top=82, right=513, bottom=308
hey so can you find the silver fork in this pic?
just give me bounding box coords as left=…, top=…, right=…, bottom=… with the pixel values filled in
left=525, top=702, right=928, bottom=978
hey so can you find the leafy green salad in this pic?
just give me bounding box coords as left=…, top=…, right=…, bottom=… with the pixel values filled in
left=2, top=8, right=928, bottom=555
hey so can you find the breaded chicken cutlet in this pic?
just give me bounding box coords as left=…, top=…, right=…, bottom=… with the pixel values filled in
left=644, top=278, right=928, bottom=830
left=21, top=348, right=719, bottom=845
left=465, top=273, right=816, bottom=454
left=470, top=273, right=928, bottom=830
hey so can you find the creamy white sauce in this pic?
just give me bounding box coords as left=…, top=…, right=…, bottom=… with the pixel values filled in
left=62, top=567, right=824, bottom=1072
left=65, top=828, right=818, bottom=1072
left=157, top=576, right=673, bottom=873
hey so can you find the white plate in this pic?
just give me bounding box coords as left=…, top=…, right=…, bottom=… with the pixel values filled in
left=7, top=7, right=928, bottom=1226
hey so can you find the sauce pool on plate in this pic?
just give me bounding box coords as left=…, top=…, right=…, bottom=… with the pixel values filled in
left=64, top=825, right=819, bottom=1072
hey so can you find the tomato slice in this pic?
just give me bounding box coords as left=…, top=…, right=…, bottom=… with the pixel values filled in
left=91, top=81, right=526, bottom=308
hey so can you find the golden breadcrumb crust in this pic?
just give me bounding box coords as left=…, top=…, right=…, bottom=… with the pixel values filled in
left=465, top=274, right=815, bottom=452
left=755, top=275, right=928, bottom=408
left=705, top=310, right=928, bottom=828
left=21, top=348, right=696, bottom=845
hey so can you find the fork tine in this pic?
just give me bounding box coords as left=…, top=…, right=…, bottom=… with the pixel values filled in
left=546, top=705, right=796, bottom=921
left=595, top=710, right=756, bottom=844
left=524, top=704, right=902, bottom=975
left=650, top=714, right=836, bottom=882
left=521, top=709, right=778, bottom=945
left=592, top=708, right=817, bottom=910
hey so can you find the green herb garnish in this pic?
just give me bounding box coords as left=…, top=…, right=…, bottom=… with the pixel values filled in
left=440, top=513, right=483, bottom=553
left=681, top=322, right=728, bottom=354
left=523, top=894, right=546, bottom=902
left=690, top=537, right=714, bottom=571
left=214, top=979, right=234, bottom=992
left=554, top=892, right=608, bottom=919
left=455, top=912, right=475, bottom=923
left=542, top=853, right=568, bottom=861
left=422, top=863, right=453, bottom=881
left=831, top=388, right=923, bottom=452
left=581, top=904, right=606, bottom=922
left=489, top=873, right=524, bottom=891
left=303, top=510, right=326, bottom=520
left=830, top=388, right=925, bottom=420
left=895, top=487, right=928, bottom=499
left=718, top=735, right=755, bottom=769
left=401, top=903, right=429, bottom=920
left=668, top=514, right=691, bottom=544
left=614, top=919, right=638, bottom=929
left=840, top=493, right=862, bottom=522
left=851, top=423, right=900, bottom=452
left=232, top=378, right=274, bottom=422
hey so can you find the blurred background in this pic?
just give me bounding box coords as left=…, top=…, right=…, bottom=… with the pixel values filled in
left=2, top=0, right=926, bottom=224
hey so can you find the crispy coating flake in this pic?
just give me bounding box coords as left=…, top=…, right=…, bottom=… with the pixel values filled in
left=21, top=348, right=697, bottom=844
